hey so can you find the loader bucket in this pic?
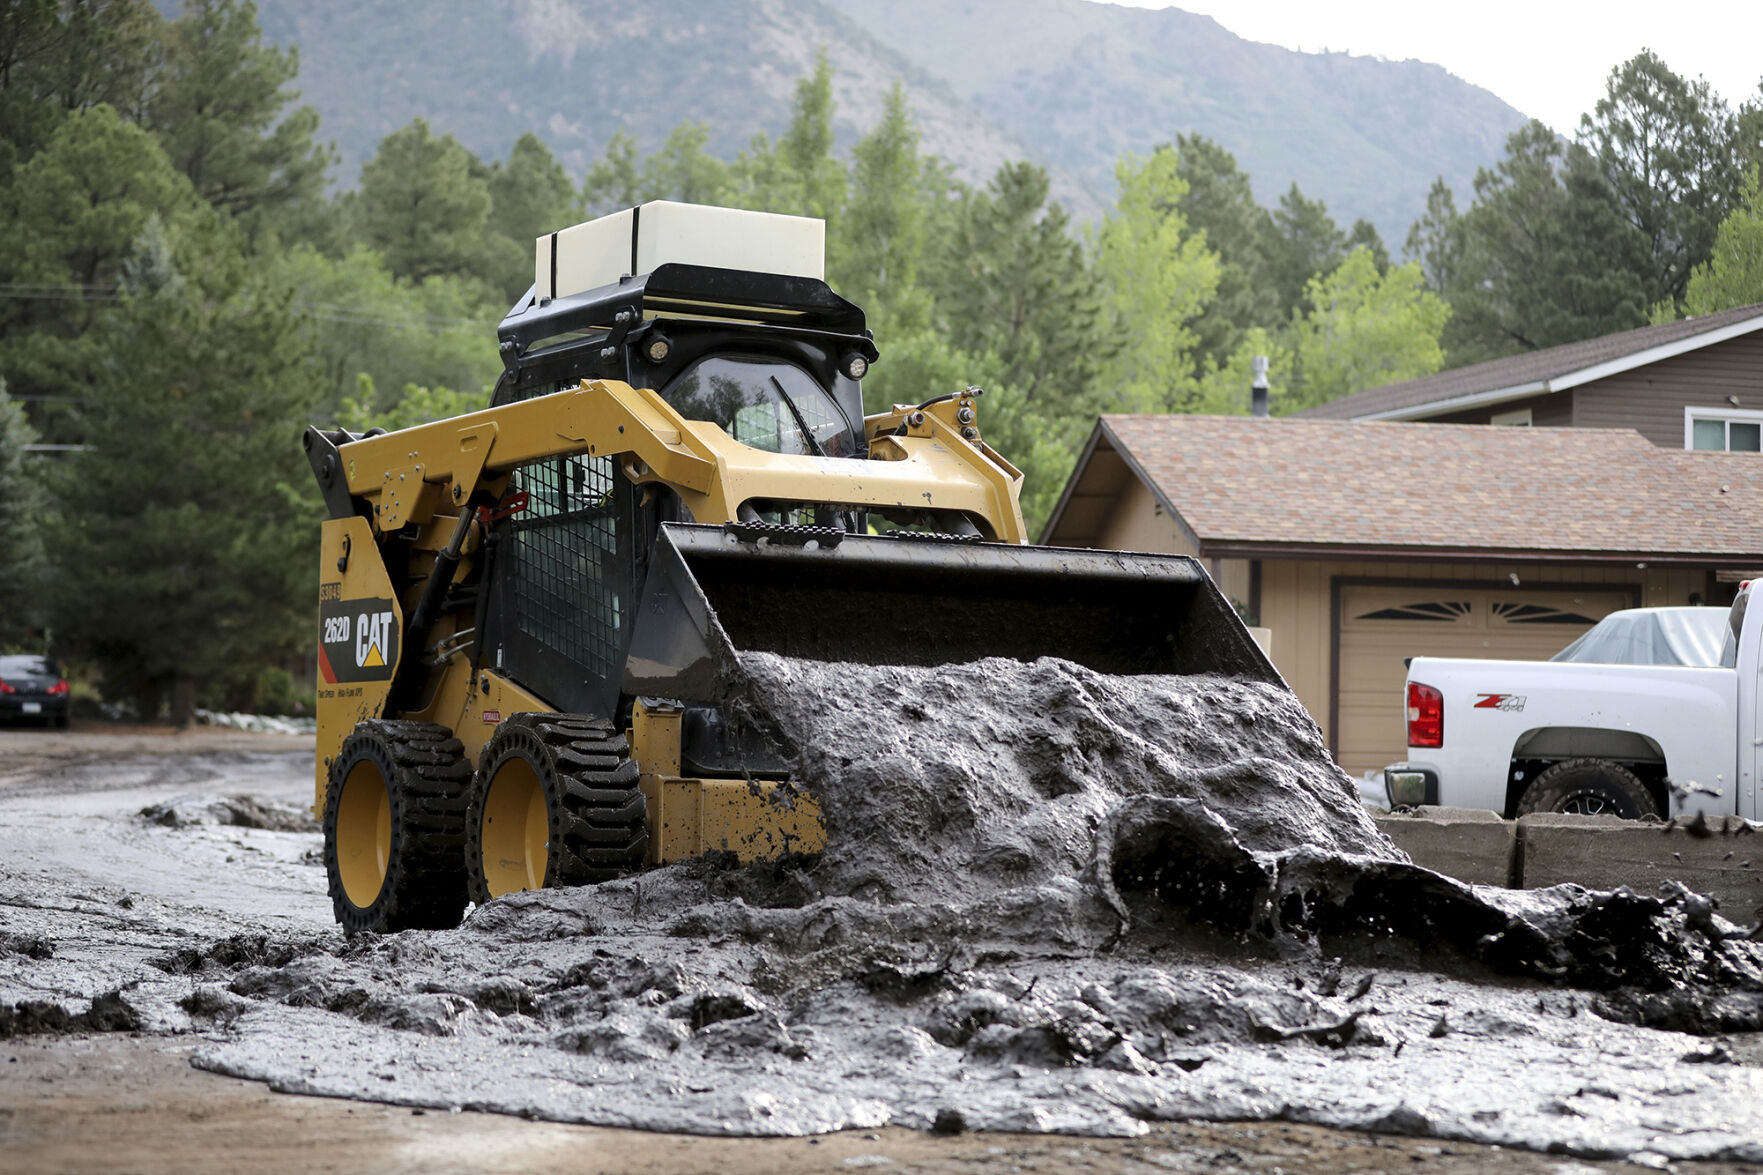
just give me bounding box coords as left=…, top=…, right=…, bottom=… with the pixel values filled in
left=623, top=523, right=1280, bottom=702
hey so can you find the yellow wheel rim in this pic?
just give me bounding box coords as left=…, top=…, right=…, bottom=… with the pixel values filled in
left=480, top=756, right=549, bottom=898
left=336, top=758, right=391, bottom=908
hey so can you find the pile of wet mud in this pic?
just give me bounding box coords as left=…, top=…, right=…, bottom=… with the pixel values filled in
left=13, top=655, right=1763, bottom=1159
left=140, top=793, right=318, bottom=833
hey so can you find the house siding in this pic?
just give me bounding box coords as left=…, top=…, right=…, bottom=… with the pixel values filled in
left=1093, top=475, right=1193, bottom=554
left=1568, top=332, right=1763, bottom=447
left=1429, top=390, right=1574, bottom=428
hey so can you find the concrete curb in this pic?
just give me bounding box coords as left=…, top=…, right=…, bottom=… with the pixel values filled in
left=1373, top=807, right=1517, bottom=888
left=1372, top=805, right=1763, bottom=918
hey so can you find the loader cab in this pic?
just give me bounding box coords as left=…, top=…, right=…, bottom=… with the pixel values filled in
left=479, top=202, right=875, bottom=761
left=492, top=201, right=875, bottom=460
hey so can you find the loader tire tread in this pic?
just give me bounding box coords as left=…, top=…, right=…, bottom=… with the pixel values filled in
left=466, top=712, right=648, bottom=904
left=324, top=719, right=471, bottom=934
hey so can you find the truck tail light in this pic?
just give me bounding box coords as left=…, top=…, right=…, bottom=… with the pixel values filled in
left=0, top=681, right=13, bottom=694
left=48, top=680, right=69, bottom=696
left=1407, top=681, right=1443, bottom=748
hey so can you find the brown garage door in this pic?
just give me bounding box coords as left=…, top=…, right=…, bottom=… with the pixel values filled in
left=1335, top=585, right=1632, bottom=776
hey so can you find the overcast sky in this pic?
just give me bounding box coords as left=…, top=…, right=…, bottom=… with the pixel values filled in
left=1099, top=1, right=1762, bottom=134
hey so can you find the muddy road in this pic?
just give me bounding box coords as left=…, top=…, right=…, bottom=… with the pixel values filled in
left=5, top=660, right=1763, bottom=1174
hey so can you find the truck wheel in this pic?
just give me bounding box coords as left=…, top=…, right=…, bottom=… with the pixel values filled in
left=1516, top=758, right=1659, bottom=820
left=323, top=720, right=472, bottom=933
left=466, top=712, right=647, bottom=904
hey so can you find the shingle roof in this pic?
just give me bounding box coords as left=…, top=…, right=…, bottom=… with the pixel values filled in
left=1296, top=304, right=1763, bottom=421
left=1072, top=415, right=1763, bottom=560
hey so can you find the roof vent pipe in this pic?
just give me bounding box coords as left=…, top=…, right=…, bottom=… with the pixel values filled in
left=1250, top=355, right=1270, bottom=417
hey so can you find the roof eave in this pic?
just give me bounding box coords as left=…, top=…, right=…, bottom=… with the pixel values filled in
left=1340, top=310, right=1763, bottom=421
left=1197, top=539, right=1762, bottom=568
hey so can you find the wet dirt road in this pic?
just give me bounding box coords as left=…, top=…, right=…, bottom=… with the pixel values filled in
left=2, top=712, right=1762, bottom=1174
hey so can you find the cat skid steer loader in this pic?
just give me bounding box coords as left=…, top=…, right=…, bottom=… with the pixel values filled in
left=303, top=201, right=1277, bottom=933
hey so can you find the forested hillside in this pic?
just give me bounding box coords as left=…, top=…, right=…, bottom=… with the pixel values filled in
left=824, top=0, right=1526, bottom=242
left=244, top=0, right=1525, bottom=239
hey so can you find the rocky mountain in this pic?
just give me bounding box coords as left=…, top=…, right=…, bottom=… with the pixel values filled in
left=250, top=0, right=1529, bottom=240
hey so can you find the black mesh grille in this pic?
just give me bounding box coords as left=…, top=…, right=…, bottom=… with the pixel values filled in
left=505, top=454, right=623, bottom=687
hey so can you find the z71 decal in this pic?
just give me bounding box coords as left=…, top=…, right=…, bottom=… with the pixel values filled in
left=1474, top=693, right=1527, bottom=712
left=318, top=595, right=399, bottom=683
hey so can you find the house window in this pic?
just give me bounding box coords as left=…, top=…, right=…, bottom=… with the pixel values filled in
left=1685, top=407, right=1763, bottom=452
left=1490, top=407, right=1533, bottom=426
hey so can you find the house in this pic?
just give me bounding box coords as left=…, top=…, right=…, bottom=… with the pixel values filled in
left=1296, top=303, right=1763, bottom=451
left=1041, top=415, right=1763, bottom=776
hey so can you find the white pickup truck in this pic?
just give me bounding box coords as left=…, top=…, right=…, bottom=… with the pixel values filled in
left=1385, top=598, right=1750, bottom=820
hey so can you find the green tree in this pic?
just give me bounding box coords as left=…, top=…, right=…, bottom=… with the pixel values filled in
left=1403, top=176, right=1461, bottom=294
left=1287, top=248, right=1449, bottom=410
left=1579, top=50, right=1745, bottom=310
left=638, top=121, right=730, bottom=206
left=733, top=50, right=846, bottom=220
left=1092, top=145, right=1220, bottom=412
left=487, top=132, right=574, bottom=299
left=0, top=0, right=163, bottom=181
left=356, top=118, right=495, bottom=285
left=580, top=130, right=642, bottom=217
left=269, top=245, right=500, bottom=419
left=0, top=103, right=209, bottom=421
left=833, top=82, right=925, bottom=319
left=778, top=48, right=845, bottom=221
left=1344, top=218, right=1389, bottom=274
left=1683, top=166, right=1763, bottom=315
left=147, top=0, right=331, bottom=233
left=1174, top=133, right=1280, bottom=368
left=50, top=244, right=318, bottom=722
left=0, top=380, right=48, bottom=649
left=924, top=161, right=1104, bottom=413
left=0, top=104, right=196, bottom=326
left=1268, top=182, right=1345, bottom=317
left=1445, top=121, right=1649, bottom=363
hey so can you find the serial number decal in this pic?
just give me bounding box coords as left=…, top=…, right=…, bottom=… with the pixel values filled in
left=317, top=597, right=399, bottom=684
left=1474, top=693, right=1527, bottom=712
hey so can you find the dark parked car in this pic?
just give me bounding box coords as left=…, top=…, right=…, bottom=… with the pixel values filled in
left=0, top=654, right=70, bottom=727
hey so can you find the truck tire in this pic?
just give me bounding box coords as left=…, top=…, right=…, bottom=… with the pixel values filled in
left=323, top=720, right=472, bottom=933
left=1516, top=758, right=1659, bottom=820
left=466, top=712, right=647, bottom=904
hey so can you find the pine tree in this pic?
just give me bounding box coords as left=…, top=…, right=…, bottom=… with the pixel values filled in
left=925, top=161, right=1105, bottom=412
left=638, top=122, right=731, bottom=206
left=1174, top=133, right=1281, bottom=369
left=0, top=381, right=48, bottom=649
left=50, top=238, right=318, bottom=722
left=1579, top=50, right=1745, bottom=310
left=1268, top=183, right=1345, bottom=317
left=148, top=0, right=332, bottom=234
left=1403, top=177, right=1461, bottom=294
left=0, top=0, right=163, bottom=181
left=580, top=131, right=642, bottom=217
left=1446, top=123, right=1649, bottom=362
left=487, top=133, right=574, bottom=299
left=356, top=118, right=495, bottom=285
left=834, top=82, right=924, bottom=307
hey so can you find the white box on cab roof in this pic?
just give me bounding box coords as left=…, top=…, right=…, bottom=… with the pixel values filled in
left=535, top=201, right=825, bottom=301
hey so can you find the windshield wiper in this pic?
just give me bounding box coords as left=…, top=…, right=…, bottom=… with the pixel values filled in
left=770, top=375, right=827, bottom=458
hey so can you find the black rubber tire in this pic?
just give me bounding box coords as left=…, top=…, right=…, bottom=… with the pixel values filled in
left=465, top=712, right=647, bottom=905
left=1516, top=757, right=1659, bottom=820
left=323, top=719, right=471, bottom=933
